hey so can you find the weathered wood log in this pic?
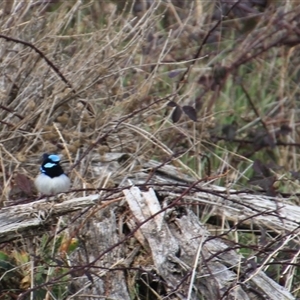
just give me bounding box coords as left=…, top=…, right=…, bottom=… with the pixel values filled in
left=0, top=195, right=100, bottom=243
left=1, top=159, right=297, bottom=299
left=123, top=186, right=294, bottom=300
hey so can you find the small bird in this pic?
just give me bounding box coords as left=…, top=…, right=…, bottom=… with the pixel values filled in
left=35, top=153, right=71, bottom=195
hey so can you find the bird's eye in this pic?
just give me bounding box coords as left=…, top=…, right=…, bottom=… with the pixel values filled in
left=44, top=162, right=56, bottom=169
left=48, top=154, right=60, bottom=162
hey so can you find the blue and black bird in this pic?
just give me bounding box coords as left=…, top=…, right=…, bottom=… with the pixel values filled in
left=35, top=154, right=71, bottom=195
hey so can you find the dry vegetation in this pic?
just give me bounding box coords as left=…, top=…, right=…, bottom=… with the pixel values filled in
left=1, top=0, right=300, bottom=299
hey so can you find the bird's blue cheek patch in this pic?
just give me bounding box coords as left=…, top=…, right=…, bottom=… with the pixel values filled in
left=48, top=154, right=60, bottom=162
left=44, top=162, right=56, bottom=169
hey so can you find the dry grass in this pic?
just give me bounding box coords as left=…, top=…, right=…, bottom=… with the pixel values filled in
left=2, top=0, right=300, bottom=298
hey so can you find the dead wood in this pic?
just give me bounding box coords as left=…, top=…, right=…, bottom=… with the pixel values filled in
left=1, top=159, right=297, bottom=299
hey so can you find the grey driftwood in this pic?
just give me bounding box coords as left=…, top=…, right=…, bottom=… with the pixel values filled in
left=0, top=158, right=297, bottom=300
